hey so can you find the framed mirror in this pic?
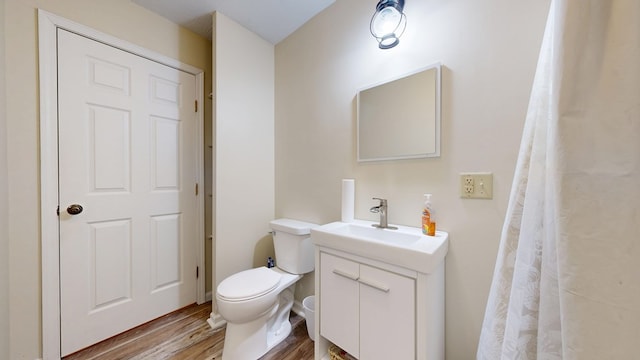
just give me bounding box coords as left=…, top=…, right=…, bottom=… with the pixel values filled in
left=357, top=63, right=441, bottom=162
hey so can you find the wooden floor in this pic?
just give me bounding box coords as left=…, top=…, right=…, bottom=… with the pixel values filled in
left=63, top=302, right=314, bottom=360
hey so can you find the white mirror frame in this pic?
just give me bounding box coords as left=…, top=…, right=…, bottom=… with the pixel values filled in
left=357, top=63, right=441, bottom=162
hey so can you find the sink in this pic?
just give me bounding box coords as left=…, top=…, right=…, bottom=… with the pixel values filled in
left=311, top=220, right=448, bottom=274
left=330, top=223, right=422, bottom=244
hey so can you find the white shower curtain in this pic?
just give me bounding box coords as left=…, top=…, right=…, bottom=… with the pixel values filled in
left=478, top=1, right=640, bottom=359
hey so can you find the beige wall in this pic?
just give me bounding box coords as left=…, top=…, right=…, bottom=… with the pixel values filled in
left=4, top=0, right=551, bottom=357
left=4, top=0, right=211, bottom=358
left=213, top=12, right=275, bottom=292
left=0, top=0, right=10, bottom=358
left=275, top=0, right=550, bottom=358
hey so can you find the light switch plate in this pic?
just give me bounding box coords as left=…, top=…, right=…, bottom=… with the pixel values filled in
left=460, top=172, right=493, bottom=199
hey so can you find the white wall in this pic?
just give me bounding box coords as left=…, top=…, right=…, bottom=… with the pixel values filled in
left=0, top=0, right=10, bottom=358
left=4, top=1, right=211, bottom=358
left=214, top=12, right=275, bottom=291
left=275, top=0, right=550, bottom=359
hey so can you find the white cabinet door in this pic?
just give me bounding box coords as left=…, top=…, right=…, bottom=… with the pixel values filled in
left=320, top=252, right=417, bottom=360
left=359, top=264, right=415, bottom=360
left=320, top=253, right=360, bottom=358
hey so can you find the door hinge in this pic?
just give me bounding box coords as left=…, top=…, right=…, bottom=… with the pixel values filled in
left=194, top=100, right=198, bottom=112
left=56, top=205, right=60, bottom=216
left=196, top=266, right=199, bottom=278
left=195, top=183, right=199, bottom=196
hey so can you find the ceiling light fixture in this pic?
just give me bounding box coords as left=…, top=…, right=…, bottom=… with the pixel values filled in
left=370, top=0, right=407, bottom=49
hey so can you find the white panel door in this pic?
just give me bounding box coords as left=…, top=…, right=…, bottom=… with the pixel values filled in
left=57, top=28, right=197, bottom=355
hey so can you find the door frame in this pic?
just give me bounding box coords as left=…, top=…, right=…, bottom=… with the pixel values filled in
left=38, top=10, right=206, bottom=359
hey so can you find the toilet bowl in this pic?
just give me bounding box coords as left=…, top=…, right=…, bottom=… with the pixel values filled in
left=216, top=218, right=318, bottom=360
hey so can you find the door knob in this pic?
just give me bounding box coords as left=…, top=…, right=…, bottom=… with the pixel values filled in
left=67, top=204, right=83, bottom=215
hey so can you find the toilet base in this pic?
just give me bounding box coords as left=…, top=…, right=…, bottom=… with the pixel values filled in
left=222, top=316, right=294, bottom=360
left=266, top=319, right=292, bottom=350
left=221, top=305, right=275, bottom=360
left=221, top=283, right=297, bottom=360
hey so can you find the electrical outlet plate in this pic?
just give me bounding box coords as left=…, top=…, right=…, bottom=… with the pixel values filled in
left=460, top=172, right=493, bottom=199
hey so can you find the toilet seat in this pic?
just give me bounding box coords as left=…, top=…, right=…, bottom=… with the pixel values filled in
left=217, top=267, right=281, bottom=302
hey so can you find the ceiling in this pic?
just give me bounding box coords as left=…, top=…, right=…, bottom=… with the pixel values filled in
left=132, top=0, right=336, bottom=44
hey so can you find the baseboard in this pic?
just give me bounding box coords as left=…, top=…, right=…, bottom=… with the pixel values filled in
left=205, top=291, right=212, bottom=302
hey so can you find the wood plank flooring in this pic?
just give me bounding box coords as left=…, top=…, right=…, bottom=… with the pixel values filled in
left=63, top=301, right=314, bottom=360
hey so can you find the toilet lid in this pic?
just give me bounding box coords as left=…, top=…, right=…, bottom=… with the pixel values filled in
left=217, top=267, right=281, bottom=301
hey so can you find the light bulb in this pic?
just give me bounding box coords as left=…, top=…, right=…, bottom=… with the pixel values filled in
left=372, top=7, right=402, bottom=36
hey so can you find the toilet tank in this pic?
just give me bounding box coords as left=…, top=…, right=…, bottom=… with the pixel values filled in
left=269, top=218, right=318, bottom=274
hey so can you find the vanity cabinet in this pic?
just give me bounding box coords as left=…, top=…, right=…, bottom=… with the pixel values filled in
left=320, top=252, right=415, bottom=359
left=312, top=222, right=447, bottom=360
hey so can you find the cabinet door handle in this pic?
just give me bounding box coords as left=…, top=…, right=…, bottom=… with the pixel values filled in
left=332, top=268, right=359, bottom=281
left=358, top=277, right=390, bottom=292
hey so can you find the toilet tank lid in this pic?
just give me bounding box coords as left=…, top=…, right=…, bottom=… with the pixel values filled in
left=270, top=218, right=318, bottom=235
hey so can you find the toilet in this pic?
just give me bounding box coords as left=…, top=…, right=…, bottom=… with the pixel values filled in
left=216, top=218, right=318, bottom=360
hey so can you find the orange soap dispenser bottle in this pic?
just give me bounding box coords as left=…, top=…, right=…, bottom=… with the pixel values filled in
left=422, top=194, right=432, bottom=235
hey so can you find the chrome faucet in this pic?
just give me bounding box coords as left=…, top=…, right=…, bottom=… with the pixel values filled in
left=369, top=198, right=398, bottom=230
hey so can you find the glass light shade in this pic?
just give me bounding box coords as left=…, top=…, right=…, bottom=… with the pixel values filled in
left=370, top=0, right=407, bottom=49
left=371, top=7, right=402, bottom=36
